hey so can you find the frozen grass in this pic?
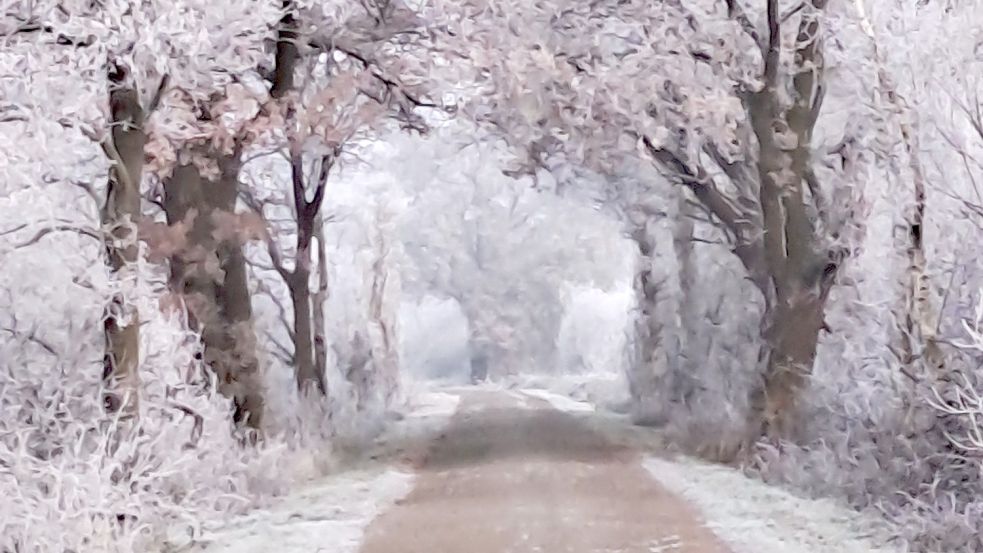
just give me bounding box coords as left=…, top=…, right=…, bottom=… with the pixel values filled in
left=642, top=455, right=899, bottom=553
left=396, top=389, right=462, bottom=420
left=180, top=390, right=462, bottom=552
left=0, top=276, right=425, bottom=553
left=185, top=468, right=415, bottom=553
left=0, top=275, right=298, bottom=553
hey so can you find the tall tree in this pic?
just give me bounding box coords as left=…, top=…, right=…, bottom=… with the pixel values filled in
left=433, top=0, right=865, bottom=448
left=239, top=0, right=434, bottom=394
left=2, top=1, right=278, bottom=422
left=156, top=9, right=297, bottom=426
left=99, top=66, right=165, bottom=415
left=152, top=0, right=425, bottom=420
left=849, top=0, right=944, bottom=380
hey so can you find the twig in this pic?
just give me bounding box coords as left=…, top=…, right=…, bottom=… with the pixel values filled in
left=9, top=224, right=102, bottom=249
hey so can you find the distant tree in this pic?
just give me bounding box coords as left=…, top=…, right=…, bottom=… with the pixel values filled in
left=391, top=130, right=631, bottom=378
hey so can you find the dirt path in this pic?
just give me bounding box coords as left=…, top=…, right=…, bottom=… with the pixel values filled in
left=359, top=390, right=732, bottom=553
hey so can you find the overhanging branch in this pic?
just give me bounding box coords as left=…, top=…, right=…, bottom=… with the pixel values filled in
left=763, top=0, right=782, bottom=87
left=642, top=136, right=745, bottom=240
left=725, top=0, right=765, bottom=52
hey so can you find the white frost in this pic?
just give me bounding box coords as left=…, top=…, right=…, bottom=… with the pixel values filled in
left=520, top=388, right=596, bottom=413
left=402, top=390, right=462, bottom=419
left=184, top=391, right=462, bottom=553
left=187, top=468, right=414, bottom=553
left=641, top=456, right=900, bottom=553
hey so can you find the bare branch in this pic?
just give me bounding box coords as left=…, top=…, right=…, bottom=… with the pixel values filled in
left=308, top=151, right=337, bottom=216
left=0, top=223, right=29, bottom=238
left=241, top=148, right=291, bottom=167
left=803, top=167, right=828, bottom=221
left=640, top=134, right=772, bottom=295
left=781, top=1, right=807, bottom=23
left=254, top=278, right=296, bottom=345
left=9, top=224, right=102, bottom=249
left=328, top=44, right=444, bottom=117
left=0, top=327, right=58, bottom=356
left=702, top=141, right=756, bottom=192
left=167, top=401, right=205, bottom=448
left=763, top=0, right=781, bottom=87
left=0, top=104, right=28, bottom=123
left=240, top=188, right=293, bottom=281
left=725, top=0, right=764, bottom=50
left=807, top=78, right=826, bottom=130
left=290, top=149, right=308, bottom=219
left=642, top=136, right=745, bottom=239
left=69, top=179, right=102, bottom=208
left=146, top=74, right=170, bottom=114
left=265, top=341, right=295, bottom=366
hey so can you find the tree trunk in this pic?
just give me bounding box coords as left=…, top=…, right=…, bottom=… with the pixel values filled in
left=343, top=331, right=372, bottom=408
left=850, top=0, right=943, bottom=378
left=283, top=148, right=331, bottom=394
left=746, top=1, right=834, bottom=442
left=744, top=106, right=834, bottom=440
left=286, top=211, right=327, bottom=395
left=271, top=0, right=299, bottom=99
left=101, top=82, right=144, bottom=416
left=755, top=278, right=832, bottom=438
left=669, top=192, right=698, bottom=408
left=461, top=300, right=492, bottom=382
left=163, top=157, right=265, bottom=429
left=157, top=0, right=305, bottom=426
left=312, top=221, right=329, bottom=384
left=367, top=221, right=399, bottom=408
left=469, top=345, right=489, bottom=383
left=903, top=160, right=943, bottom=375
left=628, top=224, right=666, bottom=425
left=289, top=245, right=323, bottom=394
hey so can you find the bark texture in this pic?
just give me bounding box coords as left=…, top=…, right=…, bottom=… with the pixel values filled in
left=156, top=0, right=307, bottom=426
left=163, top=157, right=265, bottom=428
left=313, top=220, right=329, bottom=385
left=669, top=191, right=699, bottom=408
left=101, top=75, right=144, bottom=416
left=628, top=223, right=665, bottom=424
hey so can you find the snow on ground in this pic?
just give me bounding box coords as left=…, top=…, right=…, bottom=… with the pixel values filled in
left=170, top=384, right=900, bottom=553
left=173, top=391, right=461, bottom=553
left=505, top=371, right=631, bottom=412
left=183, top=468, right=414, bottom=553
left=642, top=455, right=900, bottom=553
left=398, top=389, right=462, bottom=420
left=519, top=388, right=596, bottom=412
left=456, top=379, right=598, bottom=412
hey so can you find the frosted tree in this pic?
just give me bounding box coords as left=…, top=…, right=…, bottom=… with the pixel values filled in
left=2, top=0, right=287, bottom=426
left=234, top=1, right=437, bottom=396
left=0, top=2, right=318, bottom=549
left=431, top=0, right=867, bottom=448
left=391, top=128, right=632, bottom=379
